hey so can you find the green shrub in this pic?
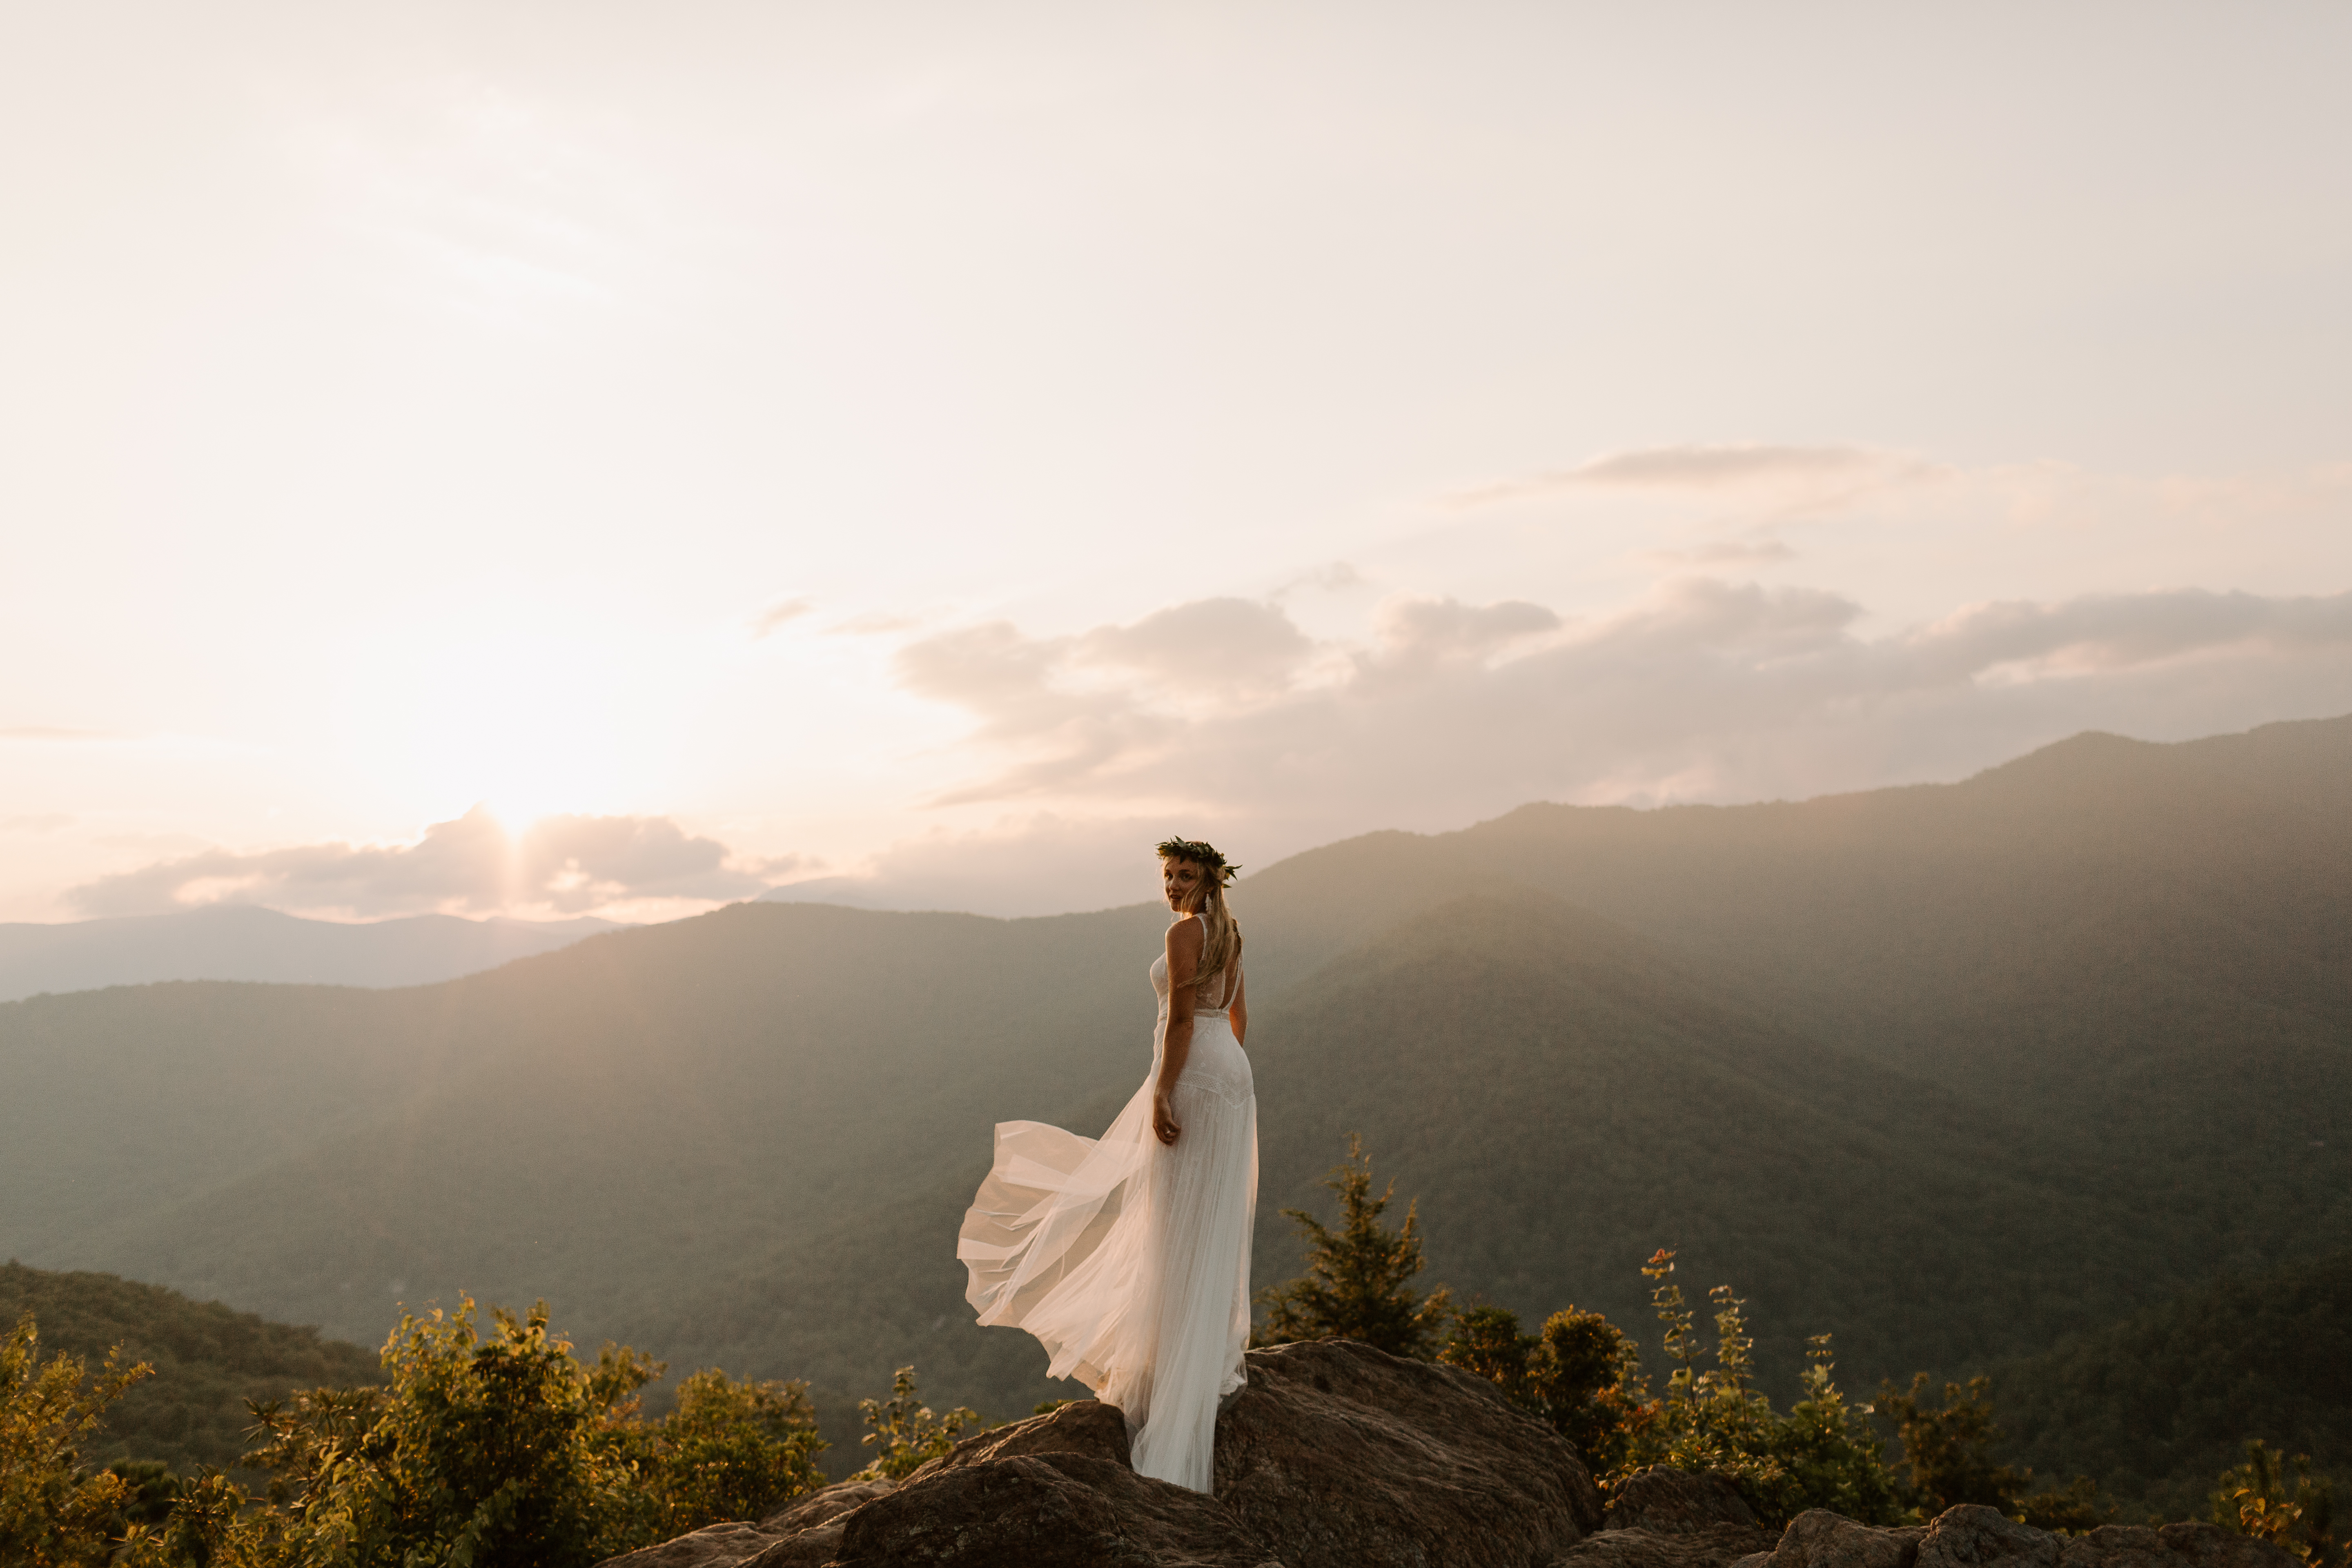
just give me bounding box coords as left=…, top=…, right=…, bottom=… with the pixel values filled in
left=854, top=1366, right=977, bottom=1481
left=1612, top=1251, right=1907, bottom=1528
left=0, top=1313, right=150, bottom=1568
left=2210, top=1440, right=2339, bottom=1568
left=1256, top=1133, right=1453, bottom=1358
left=1441, top=1303, right=1640, bottom=1474
left=639, top=1367, right=824, bottom=1534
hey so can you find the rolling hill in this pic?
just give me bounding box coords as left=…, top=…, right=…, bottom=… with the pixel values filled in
left=0, top=905, right=621, bottom=1002
left=2, top=713, right=2345, bottom=1479
left=0, top=1261, right=379, bottom=1477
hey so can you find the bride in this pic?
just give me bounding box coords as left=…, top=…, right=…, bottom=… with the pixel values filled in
left=957, top=836, right=1258, bottom=1493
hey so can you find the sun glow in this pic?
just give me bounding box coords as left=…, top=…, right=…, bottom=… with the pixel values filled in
left=329, top=605, right=696, bottom=831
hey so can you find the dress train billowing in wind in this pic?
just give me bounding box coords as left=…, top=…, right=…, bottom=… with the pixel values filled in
left=956, top=921, right=1257, bottom=1493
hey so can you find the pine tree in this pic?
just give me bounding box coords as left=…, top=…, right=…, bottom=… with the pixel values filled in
left=1255, top=1134, right=1453, bottom=1359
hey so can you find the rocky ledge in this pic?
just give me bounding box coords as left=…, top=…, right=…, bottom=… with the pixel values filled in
left=595, top=1339, right=2298, bottom=1568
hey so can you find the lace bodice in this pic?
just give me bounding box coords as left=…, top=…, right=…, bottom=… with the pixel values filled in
left=1150, top=916, right=1240, bottom=1017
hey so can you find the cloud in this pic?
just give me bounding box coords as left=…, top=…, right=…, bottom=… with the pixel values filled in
left=1078, top=597, right=1314, bottom=694
left=1273, top=561, right=1365, bottom=596
left=1450, top=443, right=1931, bottom=508
left=752, top=597, right=815, bottom=636
left=1365, top=596, right=1560, bottom=675
left=65, top=807, right=782, bottom=918
left=763, top=813, right=1168, bottom=919
left=2, top=814, right=74, bottom=835
left=888, top=584, right=2352, bottom=844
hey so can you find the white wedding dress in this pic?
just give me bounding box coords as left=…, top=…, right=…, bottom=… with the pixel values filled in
left=957, top=915, right=1258, bottom=1493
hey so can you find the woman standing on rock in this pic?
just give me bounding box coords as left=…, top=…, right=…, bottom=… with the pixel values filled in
left=957, top=836, right=1258, bottom=1493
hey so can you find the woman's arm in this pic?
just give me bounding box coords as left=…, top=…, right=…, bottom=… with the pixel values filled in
left=1154, top=918, right=1203, bottom=1145
left=1229, top=962, right=1247, bottom=1048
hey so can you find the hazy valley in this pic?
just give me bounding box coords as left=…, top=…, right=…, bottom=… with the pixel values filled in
left=4, top=715, right=2346, bottom=1509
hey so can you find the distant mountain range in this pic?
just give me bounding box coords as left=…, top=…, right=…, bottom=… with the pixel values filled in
left=0, top=905, right=625, bottom=1002
left=2, top=714, right=2345, bottom=1504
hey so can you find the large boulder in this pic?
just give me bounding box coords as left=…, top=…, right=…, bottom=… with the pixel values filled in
left=604, top=1356, right=2297, bottom=1568
left=1605, top=1469, right=1766, bottom=1535
left=827, top=1452, right=1281, bottom=1568
left=1916, top=1506, right=2061, bottom=1568
left=1738, top=1508, right=2301, bottom=1568
left=1766, top=1509, right=1929, bottom=1568
left=1553, top=1467, right=1777, bottom=1568
left=2059, top=1524, right=2300, bottom=1568
left=594, top=1479, right=898, bottom=1568
left=1212, top=1338, right=1602, bottom=1568
left=598, top=1339, right=1599, bottom=1568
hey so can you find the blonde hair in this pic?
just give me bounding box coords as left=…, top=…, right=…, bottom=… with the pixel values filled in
left=1162, top=853, right=1241, bottom=995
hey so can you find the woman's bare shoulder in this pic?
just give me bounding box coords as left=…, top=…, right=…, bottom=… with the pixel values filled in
left=1165, top=915, right=1205, bottom=948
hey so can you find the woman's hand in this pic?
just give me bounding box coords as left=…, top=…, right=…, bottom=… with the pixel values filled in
left=1153, top=1085, right=1182, bottom=1145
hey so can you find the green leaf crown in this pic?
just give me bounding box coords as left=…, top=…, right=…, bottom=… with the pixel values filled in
left=1155, top=835, right=1241, bottom=886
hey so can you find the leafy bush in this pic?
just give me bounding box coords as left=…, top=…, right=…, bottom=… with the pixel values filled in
left=1441, top=1303, right=1640, bottom=1473
left=1256, top=1133, right=1453, bottom=1358
left=0, top=1312, right=151, bottom=1568
left=2210, top=1440, right=2340, bottom=1568
left=242, top=1298, right=663, bottom=1567
left=1612, top=1250, right=1908, bottom=1528
left=1879, top=1372, right=2114, bottom=1532
left=854, top=1366, right=978, bottom=1481
left=635, top=1367, right=825, bottom=1536
left=6, top=1296, right=833, bottom=1568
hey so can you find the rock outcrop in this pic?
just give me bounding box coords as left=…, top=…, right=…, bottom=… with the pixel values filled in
left=1559, top=1466, right=1779, bottom=1568
left=1734, top=1507, right=2299, bottom=1568
left=597, top=1338, right=1596, bottom=1568
left=596, top=1345, right=2303, bottom=1568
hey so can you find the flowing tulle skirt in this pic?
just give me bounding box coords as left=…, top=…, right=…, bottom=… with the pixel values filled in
left=958, top=1018, right=1257, bottom=1493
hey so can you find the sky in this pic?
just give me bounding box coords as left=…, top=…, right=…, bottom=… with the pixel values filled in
left=3, top=2, right=2348, bottom=923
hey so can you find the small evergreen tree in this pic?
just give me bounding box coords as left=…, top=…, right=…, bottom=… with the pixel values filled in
left=1256, top=1134, right=1453, bottom=1358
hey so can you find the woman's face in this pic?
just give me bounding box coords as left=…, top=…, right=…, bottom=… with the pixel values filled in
left=1162, top=857, right=1207, bottom=912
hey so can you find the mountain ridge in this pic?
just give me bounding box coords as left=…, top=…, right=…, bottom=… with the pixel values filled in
left=0, top=904, right=626, bottom=1002
left=2, top=713, right=2345, bottom=1481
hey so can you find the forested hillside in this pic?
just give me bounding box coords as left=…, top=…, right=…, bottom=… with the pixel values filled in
left=0, top=1261, right=378, bottom=1477
left=2, top=714, right=2345, bottom=1475
left=1988, top=1249, right=2352, bottom=1521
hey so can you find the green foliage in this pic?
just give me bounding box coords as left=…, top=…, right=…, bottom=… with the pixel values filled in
left=244, top=1296, right=655, bottom=1567
left=1441, top=1303, right=1640, bottom=1473
left=2210, top=1441, right=2340, bottom=1568
left=1612, top=1252, right=1908, bottom=1528
left=854, top=1366, right=977, bottom=1481
left=2016, top=1475, right=2116, bottom=1535
left=1878, top=1371, right=2113, bottom=1533
left=637, top=1367, right=824, bottom=1537
left=0, top=1262, right=379, bottom=1481
left=1989, top=1250, right=2352, bottom=1523
left=0, top=1312, right=149, bottom=1567
left=239, top=1297, right=830, bottom=1567
left=1256, top=1134, right=1454, bottom=1359
left=1880, top=1373, right=2030, bottom=1513
left=105, top=1460, right=182, bottom=1533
